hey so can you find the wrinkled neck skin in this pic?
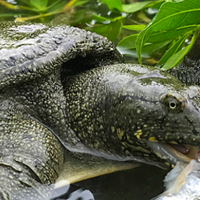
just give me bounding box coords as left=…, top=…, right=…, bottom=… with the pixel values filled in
left=63, top=64, right=200, bottom=168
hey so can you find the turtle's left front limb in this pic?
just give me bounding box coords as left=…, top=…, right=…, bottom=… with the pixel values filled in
left=0, top=117, right=65, bottom=200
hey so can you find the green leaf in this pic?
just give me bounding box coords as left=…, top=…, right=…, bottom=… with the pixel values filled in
left=0, top=13, right=18, bottom=17
left=68, top=10, right=93, bottom=25
left=122, top=25, right=146, bottom=31
left=46, top=0, right=62, bottom=10
left=19, top=0, right=32, bottom=6
left=122, top=1, right=152, bottom=13
left=136, top=0, right=200, bottom=63
left=100, top=0, right=122, bottom=12
left=30, top=0, right=48, bottom=11
left=93, top=15, right=122, bottom=23
left=73, top=0, right=88, bottom=7
left=117, top=34, right=171, bottom=56
left=93, top=15, right=112, bottom=22
left=149, top=0, right=165, bottom=10
left=148, top=25, right=198, bottom=43
left=162, top=29, right=199, bottom=70
left=117, top=40, right=171, bottom=57
left=117, top=34, right=138, bottom=49
left=142, top=40, right=172, bottom=55
left=92, top=18, right=123, bottom=42
left=157, top=33, right=190, bottom=67
left=47, top=0, right=66, bottom=12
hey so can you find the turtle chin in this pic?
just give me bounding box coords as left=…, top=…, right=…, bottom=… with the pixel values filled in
left=147, top=141, right=200, bottom=166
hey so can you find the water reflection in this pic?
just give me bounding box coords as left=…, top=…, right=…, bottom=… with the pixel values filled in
left=52, top=184, right=94, bottom=200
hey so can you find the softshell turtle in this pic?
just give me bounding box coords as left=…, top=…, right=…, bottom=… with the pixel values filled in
left=1, top=22, right=200, bottom=200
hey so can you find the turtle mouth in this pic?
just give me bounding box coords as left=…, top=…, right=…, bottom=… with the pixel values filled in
left=147, top=141, right=200, bottom=165
left=166, top=143, right=200, bottom=162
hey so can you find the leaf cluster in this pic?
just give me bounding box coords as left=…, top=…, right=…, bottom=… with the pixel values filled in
left=135, top=0, right=200, bottom=69
left=89, top=0, right=200, bottom=69
left=0, top=0, right=88, bottom=22
left=90, top=0, right=161, bottom=44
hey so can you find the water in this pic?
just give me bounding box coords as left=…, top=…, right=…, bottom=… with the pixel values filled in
left=53, top=161, right=200, bottom=200
left=52, top=164, right=166, bottom=200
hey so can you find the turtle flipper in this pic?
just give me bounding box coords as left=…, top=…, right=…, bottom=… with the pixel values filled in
left=0, top=117, right=65, bottom=200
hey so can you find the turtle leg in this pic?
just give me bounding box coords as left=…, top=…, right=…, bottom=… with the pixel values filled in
left=0, top=117, right=65, bottom=200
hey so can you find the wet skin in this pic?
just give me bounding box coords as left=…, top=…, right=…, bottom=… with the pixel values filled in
left=63, top=63, right=200, bottom=166
left=0, top=22, right=200, bottom=199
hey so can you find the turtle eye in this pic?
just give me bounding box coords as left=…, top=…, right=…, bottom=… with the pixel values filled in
left=169, top=100, right=177, bottom=109
left=161, top=93, right=187, bottom=112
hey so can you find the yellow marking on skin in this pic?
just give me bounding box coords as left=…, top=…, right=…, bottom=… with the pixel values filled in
left=148, top=136, right=158, bottom=142
left=117, top=128, right=124, bottom=139
left=9, top=175, right=13, bottom=179
left=122, top=141, right=151, bottom=154
left=134, top=130, right=142, bottom=140
left=169, top=141, right=178, bottom=144
left=164, top=162, right=170, bottom=166
left=111, top=126, right=115, bottom=133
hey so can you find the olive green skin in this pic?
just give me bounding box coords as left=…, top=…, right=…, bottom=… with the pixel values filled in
left=64, top=63, right=200, bottom=163
left=0, top=22, right=200, bottom=199
left=0, top=22, right=122, bottom=200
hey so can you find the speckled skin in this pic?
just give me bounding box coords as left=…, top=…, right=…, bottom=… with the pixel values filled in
left=0, top=22, right=122, bottom=200
left=63, top=63, right=200, bottom=162
left=1, top=22, right=200, bottom=199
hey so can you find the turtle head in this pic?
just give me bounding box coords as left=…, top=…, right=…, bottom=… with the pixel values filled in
left=101, top=64, right=200, bottom=167
left=65, top=64, right=200, bottom=168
